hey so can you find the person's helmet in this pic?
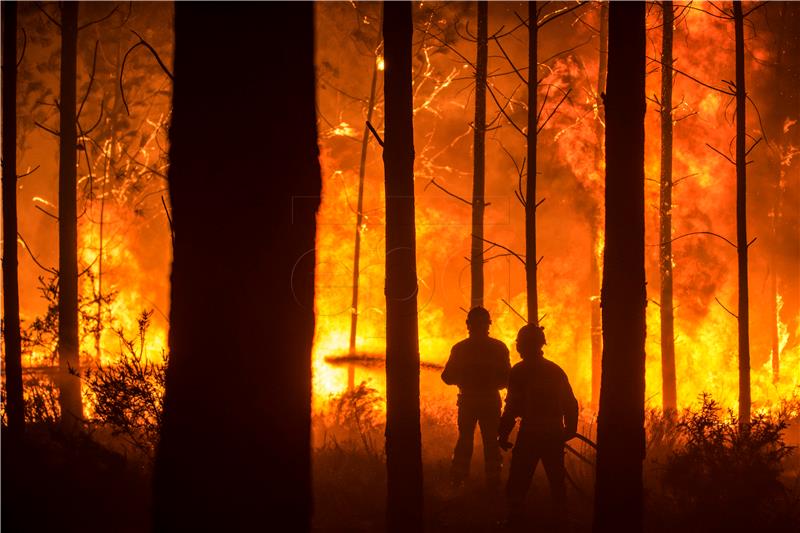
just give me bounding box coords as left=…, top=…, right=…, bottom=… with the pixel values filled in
left=517, top=324, right=546, bottom=347
left=466, top=306, right=491, bottom=326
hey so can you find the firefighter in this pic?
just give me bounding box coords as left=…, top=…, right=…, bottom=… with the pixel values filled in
left=441, top=306, right=511, bottom=488
left=498, top=324, right=579, bottom=527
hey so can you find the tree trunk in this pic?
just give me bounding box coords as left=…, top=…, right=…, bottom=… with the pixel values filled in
left=659, top=0, right=677, bottom=412
left=383, top=2, right=423, bottom=531
left=526, top=1, right=539, bottom=323
left=470, top=0, right=488, bottom=308
left=591, top=1, right=608, bottom=410
left=58, top=1, right=82, bottom=427
left=593, top=3, right=647, bottom=532
left=2, top=0, right=25, bottom=434
left=349, top=5, right=383, bottom=390
left=152, top=4, right=319, bottom=530
left=733, top=0, right=751, bottom=425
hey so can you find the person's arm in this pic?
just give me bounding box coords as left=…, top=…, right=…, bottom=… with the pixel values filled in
left=498, top=366, right=522, bottom=448
left=441, top=345, right=461, bottom=386
left=561, top=373, right=579, bottom=440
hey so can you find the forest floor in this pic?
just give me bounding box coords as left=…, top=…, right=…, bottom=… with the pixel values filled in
left=3, top=398, right=800, bottom=532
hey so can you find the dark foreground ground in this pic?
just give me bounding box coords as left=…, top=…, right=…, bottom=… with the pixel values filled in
left=3, top=403, right=800, bottom=532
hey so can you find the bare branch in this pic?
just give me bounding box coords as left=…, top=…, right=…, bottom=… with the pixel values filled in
left=647, top=55, right=734, bottom=96
left=486, top=84, right=526, bottom=137
left=475, top=235, right=526, bottom=266
left=538, top=1, right=589, bottom=28
left=17, top=165, right=41, bottom=179
left=366, top=121, right=384, bottom=147
left=706, top=143, right=736, bottom=166
left=161, top=196, right=174, bottom=246
left=120, top=30, right=174, bottom=115
left=77, top=41, right=99, bottom=121
left=78, top=4, right=120, bottom=31
left=34, top=205, right=59, bottom=221
left=35, top=2, right=61, bottom=28
left=492, top=36, right=527, bottom=85
left=714, top=297, right=738, bottom=319
left=34, top=120, right=60, bottom=137
left=537, top=87, right=572, bottom=133
left=660, top=230, right=737, bottom=249
left=425, top=178, right=471, bottom=206
left=501, top=298, right=528, bottom=323
left=16, top=27, right=27, bottom=68
left=17, top=232, right=57, bottom=274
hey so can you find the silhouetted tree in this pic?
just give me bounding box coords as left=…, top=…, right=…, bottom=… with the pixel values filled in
left=58, top=1, right=83, bottom=427
left=349, top=5, right=383, bottom=391
left=659, top=0, right=677, bottom=412
left=2, top=0, right=25, bottom=434
left=591, top=1, right=608, bottom=410
left=526, top=0, right=539, bottom=323
left=152, top=3, right=320, bottom=530
left=383, top=2, right=423, bottom=531
left=593, top=2, right=646, bottom=532
left=470, top=0, right=487, bottom=308
left=733, top=0, right=751, bottom=425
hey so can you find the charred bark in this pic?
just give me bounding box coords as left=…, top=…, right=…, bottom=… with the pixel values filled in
left=383, top=2, right=423, bottom=531
left=659, top=0, right=677, bottom=412
left=152, top=4, right=319, bottom=530
left=526, top=1, right=539, bottom=323
left=470, top=0, right=488, bottom=308
left=593, top=2, right=647, bottom=532
left=733, top=0, right=751, bottom=424
left=58, top=1, right=83, bottom=427
left=2, top=0, right=25, bottom=434
left=349, top=5, right=383, bottom=390
left=590, top=1, right=608, bottom=410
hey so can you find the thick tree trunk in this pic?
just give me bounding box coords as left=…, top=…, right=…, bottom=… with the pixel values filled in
left=58, top=1, right=82, bottom=426
left=591, top=1, right=608, bottom=410
left=526, top=1, right=539, bottom=323
left=349, top=6, right=383, bottom=390
left=593, top=3, right=647, bottom=532
left=2, top=0, right=25, bottom=433
left=470, top=0, right=487, bottom=308
left=383, top=2, right=423, bottom=531
left=659, top=0, right=677, bottom=412
left=152, top=4, right=319, bottom=530
left=733, top=0, right=751, bottom=425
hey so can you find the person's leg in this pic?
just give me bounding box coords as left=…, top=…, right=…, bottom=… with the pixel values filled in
left=541, top=440, right=567, bottom=527
left=506, top=442, right=539, bottom=525
left=477, top=399, right=502, bottom=488
left=451, top=402, right=478, bottom=484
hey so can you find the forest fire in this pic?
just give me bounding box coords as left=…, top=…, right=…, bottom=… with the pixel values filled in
left=2, top=2, right=799, bottom=532
left=313, top=1, right=800, bottom=414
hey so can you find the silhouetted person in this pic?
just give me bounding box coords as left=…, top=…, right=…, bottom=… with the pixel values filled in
left=442, top=307, right=511, bottom=488
left=498, top=324, right=579, bottom=528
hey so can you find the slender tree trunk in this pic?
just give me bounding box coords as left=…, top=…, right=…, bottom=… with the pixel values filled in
left=2, top=0, right=25, bottom=434
left=771, top=270, right=780, bottom=382
left=526, top=1, right=539, bottom=323
left=733, top=0, right=750, bottom=425
left=58, top=1, right=82, bottom=426
left=383, top=2, right=423, bottom=531
left=591, top=1, right=608, bottom=410
left=470, top=0, right=488, bottom=308
left=593, top=3, right=647, bottom=532
left=659, top=0, right=677, bottom=412
left=349, top=5, right=383, bottom=390
left=152, top=4, right=319, bottom=530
